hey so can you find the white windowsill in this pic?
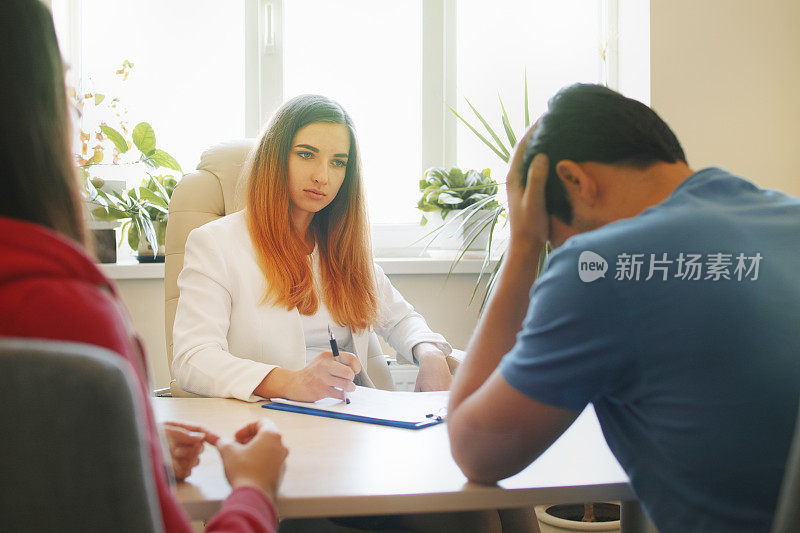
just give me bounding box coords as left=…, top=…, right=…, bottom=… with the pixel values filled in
left=99, top=251, right=499, bottom=280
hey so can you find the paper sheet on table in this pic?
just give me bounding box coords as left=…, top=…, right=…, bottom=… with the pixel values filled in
left=270, top=386, right=449, bottom=423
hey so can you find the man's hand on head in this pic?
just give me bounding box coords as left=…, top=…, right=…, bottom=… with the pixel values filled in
left=506, top=125, right=549, bottom=257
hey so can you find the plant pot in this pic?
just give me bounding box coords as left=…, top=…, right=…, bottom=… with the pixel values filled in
left=91, top=229, right=117, bottom=263
left=422, top=209, right=494, bottom=252
left=535, top=503, right=620, bottom=533
left=136, top=242, right=165, bottom=263
left=87, top=220, right=121, bottom=264
left=133, top=218, right=167, bottom=263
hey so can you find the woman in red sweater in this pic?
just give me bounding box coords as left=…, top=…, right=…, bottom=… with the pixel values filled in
left=0, top=2, right=287, bottom=532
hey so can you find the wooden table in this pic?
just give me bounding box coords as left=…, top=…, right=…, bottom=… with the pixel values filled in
left=153, top=397, right=640, bottom=525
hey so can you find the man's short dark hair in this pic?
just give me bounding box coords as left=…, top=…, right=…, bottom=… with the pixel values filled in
left=522, top=84, right=686, bottom=224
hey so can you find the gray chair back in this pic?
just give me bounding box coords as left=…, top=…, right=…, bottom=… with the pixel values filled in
left=0, top=338, right=164, bottom=533
left=772, top=398, right=800, bottom=533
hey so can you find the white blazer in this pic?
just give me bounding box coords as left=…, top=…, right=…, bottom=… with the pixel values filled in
left=172, top=211, right=451, bottom=401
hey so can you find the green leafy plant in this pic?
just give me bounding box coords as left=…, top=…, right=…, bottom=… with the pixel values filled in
left=421, top=71, right=549, bottom=310
left=417, top=168, right=503, bottom=293
left=87, top=173, right=177, bottom=256
left=417, top=167, right=499, bottom=223
left=449, top=70, right=531, bottom=164
left=72, top=61, right=183, bottom=257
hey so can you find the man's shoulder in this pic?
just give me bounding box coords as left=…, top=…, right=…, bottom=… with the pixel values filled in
left=551, top=166, right=799, bottom=261
left=547, top=227, right=638, bottom=276
left=531, top=236, right=621, bottom=312
left=540, top=212, right=690, bottom=292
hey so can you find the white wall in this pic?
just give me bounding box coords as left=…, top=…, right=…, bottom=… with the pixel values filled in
left=651, top=0, right=800, bottom=196
left=118, top=273, right=485, bottom=390
left=115, top=279, right=169, bottom=388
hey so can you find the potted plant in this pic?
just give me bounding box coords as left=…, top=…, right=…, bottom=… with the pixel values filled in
left=87, top=172, right=177, bottom=262
left=417, top=72, right=547, bottom=309
left=83, top=178, right=125, bottom=264
left=72, top=61, right=183, bottom=262
left=535, top=502, right=620, bottom=532
left=417, top=166, right=500, bottom=252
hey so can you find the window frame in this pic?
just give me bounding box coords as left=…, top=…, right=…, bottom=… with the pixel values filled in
left=54, top=0, right=627, bottom=256
left=241, top=0, right=624, bottom=254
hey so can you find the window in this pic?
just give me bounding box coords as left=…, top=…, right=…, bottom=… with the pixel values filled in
left=456, top=0, right=601, bottom=182
left=51, top=0, right=648, bottom=250
left=52, top=0, right=246, bottom=185
left=283, top=1, right=423, bottom=224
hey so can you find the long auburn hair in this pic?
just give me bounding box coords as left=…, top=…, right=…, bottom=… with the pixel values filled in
left=245, top=95, right=378, bottom=331
left=0, top=0, right=87, bottom=246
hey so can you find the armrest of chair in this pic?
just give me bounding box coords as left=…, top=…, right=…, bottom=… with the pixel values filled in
left=446, top=349, right=466, bottom=374
left=169, top=379, right=203, bottom=398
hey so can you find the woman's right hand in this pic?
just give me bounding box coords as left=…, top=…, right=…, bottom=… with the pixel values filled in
left=254, top=351, right=362, bottom=401
left=212, top=419, right=288, bottom=501
left=284, top=351, right=362, bottom=402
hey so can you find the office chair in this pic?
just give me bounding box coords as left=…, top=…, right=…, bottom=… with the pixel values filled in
left=164, top=139, right=252, bottom=397
left=771, top=398, right=800, bottom=533
left=0, top=338, right=163, bottom=533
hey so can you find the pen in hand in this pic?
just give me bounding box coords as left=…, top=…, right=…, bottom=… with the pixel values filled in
left=328, top=325, right=351, bottom=405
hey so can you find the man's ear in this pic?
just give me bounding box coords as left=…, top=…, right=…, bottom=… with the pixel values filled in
left=554, top=160, right=598, bottom=206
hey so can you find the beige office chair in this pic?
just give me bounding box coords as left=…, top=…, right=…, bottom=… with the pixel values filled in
left=164, top=139, right=253, bottom=397
left=165, top=140, right=461, bottom=397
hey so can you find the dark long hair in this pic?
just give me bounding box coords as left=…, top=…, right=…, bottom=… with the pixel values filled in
left=245, top=94, right=377, bottom=330
left=0, top=0, right=86, bottom=245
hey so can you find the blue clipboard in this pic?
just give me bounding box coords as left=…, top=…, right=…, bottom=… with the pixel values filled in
left=263, top=402, right=445, bottom=430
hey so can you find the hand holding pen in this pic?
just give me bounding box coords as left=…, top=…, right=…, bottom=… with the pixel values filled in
left=277, top=335, right=360, bottom=403
left=328, top=325, right=352, bottom=404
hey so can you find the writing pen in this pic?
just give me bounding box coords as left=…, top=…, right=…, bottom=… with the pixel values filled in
left=328, top=325, right=351, bottom=404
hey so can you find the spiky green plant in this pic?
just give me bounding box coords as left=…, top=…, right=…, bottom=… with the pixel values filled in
left=438, top=70, right=549, bottom=310
left=449, top=71, right=531, bottom=164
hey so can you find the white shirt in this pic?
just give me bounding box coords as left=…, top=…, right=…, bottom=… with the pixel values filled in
left=301, top=247, right=354, bottom=364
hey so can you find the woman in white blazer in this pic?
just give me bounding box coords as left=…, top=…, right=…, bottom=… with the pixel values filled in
left=172, top=95, right=454, bottom=402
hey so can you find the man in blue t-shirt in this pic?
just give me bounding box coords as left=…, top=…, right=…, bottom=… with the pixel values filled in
left=447, top=84, right=800, bottom=533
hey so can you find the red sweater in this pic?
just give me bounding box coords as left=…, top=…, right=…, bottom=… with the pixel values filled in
left=0, top=217, right=277, bottom=533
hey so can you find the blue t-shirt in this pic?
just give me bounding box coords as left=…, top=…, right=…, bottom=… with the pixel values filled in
left=500, top=168, right=800, bottom=533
